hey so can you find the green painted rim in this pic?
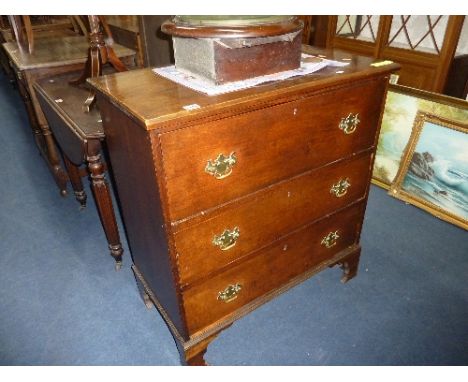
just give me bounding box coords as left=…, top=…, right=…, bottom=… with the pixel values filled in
left=173, top=15, right=295, bottom=27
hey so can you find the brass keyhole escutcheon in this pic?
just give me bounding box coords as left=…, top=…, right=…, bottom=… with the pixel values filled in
left=217, top=283, right=242, bottom=303
left=205, top=152, right=237, bottom=179
left=212, top=227, right=240, bottom=251
left=321, top=231, right=340, bottom=248
left=339, top=113, right=360, bottom=135
left=330, top=178, right=351, bottom=198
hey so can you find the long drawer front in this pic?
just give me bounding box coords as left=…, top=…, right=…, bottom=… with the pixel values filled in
left=174, top=151, right=373, bottom=286
left=158, top=77, right=386, bottom=221
left=182, top=201, right=364, bottom=335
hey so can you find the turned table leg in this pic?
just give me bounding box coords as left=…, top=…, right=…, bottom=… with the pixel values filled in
left=15, top=74, right=45, bottom=151
left=40, top=122, right=69, bottom=196
left=86, top=141, right=123, bottom=269
left=16, top=72, right=68, bottom=195
left=63, top=154, right=87, bottom=209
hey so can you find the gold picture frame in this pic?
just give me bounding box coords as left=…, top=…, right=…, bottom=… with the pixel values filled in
left=372, top=84, right=468, bottom=190
left=389, top=112, right=468, bottom=230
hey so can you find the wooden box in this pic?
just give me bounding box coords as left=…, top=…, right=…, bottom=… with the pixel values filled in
left=162, top=16, right=303, bottom=84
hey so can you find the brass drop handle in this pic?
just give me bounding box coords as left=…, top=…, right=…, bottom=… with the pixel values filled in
left=212, top=227, right=240, bottom=251
left=330, top=178, right=351, bottom=198
left=205, top=152, right=237, bottom=179
left=217, top=283, right=242, bottom=303
left=339, top=113, right=360, bottom=134
left=321, top=230, right=340, bottom=248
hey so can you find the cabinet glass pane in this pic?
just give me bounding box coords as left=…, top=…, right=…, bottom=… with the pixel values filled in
left=335, top=15, right=380, bottom=43
left=388, top=15, right=449, bottom=54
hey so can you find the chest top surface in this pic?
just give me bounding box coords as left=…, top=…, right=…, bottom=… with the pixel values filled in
left=88, top=46, right=399, bottom=130
left=3, top=35, right=135, bottom=70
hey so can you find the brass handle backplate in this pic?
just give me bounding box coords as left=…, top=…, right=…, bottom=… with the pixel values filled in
left=321, top=231, right=340, bottom=248
left=212, top=227, right=240, bottom=251
left=217, top=283, right=242, bottom=303
left=339, top=113, right=360, bottom=134
left=330, top=178, right=351, bottom=198
left=205, top=152, right=237, bottom=179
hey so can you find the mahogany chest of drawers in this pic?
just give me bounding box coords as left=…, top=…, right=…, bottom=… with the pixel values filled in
left=88, top=46, right=399, bottom=365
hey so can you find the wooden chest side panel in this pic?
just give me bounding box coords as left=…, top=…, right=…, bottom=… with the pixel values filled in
left=159, top=76, right=387, bottom=222
left=96, top=96, right=187, bottom=337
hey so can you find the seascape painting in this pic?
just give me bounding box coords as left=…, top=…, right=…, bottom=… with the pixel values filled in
left=372, top=85, right=468, bottom=188
left=391, top=113, right=468, bottom=230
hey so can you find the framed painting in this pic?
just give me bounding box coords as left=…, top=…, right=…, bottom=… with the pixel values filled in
left=389, top=112, right=468, bottom=230
left=372, top=84, right=468, bottom=189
